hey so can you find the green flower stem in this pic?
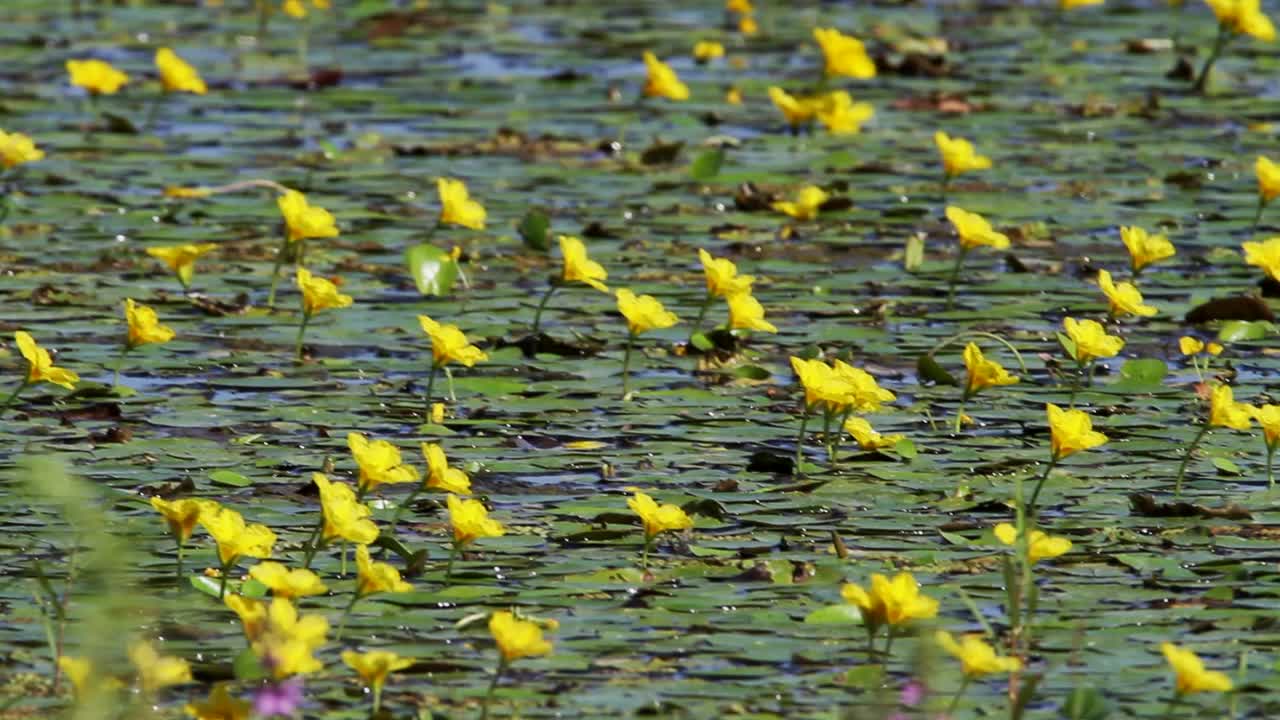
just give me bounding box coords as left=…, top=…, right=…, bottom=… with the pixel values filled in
left=944, top=246, right=968, bottom=311
left=334, top=591, right=363, bottom=641
left=953, top=390, right=971, bottom=434
left=1025, top=454, right=1060, bottom=523
left=1174, top=422, right=1212, bottom=497
left=689, top=293, right=713, bottom=340
left=0, top=192, right=11, bottom=226
left=217, top=559, right=233, bottom=599
left=301, top=519, right=325, bottom=569
left=294, top=311, right=311, bottom=361
left=530, top=284, right=559, bottom=334
left=1013, top=469, right=1035, bottom=653
left=479, top=659, right=507, bottom=720
left=298, top=15, right=311, bottom=72
left=793, top=404, right=811, bottom=475
left=1067, top=360, right=1090, bottom=409
left=141, top=95, right=163, bottom=133
left=1251, top=195, right=1268, bottom=234
left=295, top=237, right=307, bottom=270
left=945, top=676, right=972, bottom=716
left=882, top=628, right=896, bottom=660
left=940, top=172, right=951, bottom=205
left=255, top=0, right=270, bottom=37
left=1266, top=444, right=1276, bottom=489
left=445, top=541, right=462, bottom=584
left=641, top=536, right=654, bottom=572
left=0, top=378, right=30, bottom=418
left=620, top=331, right=636, bottom=398
left=1194, top=24, right=1232, bottom=94
left=175, top=539, right=185, bottom=581
left=265, top=234, right=291, bottom=309
left=111, top=344, right=131, bottom=389
left=423, top=362, right=440, bottom=412
left=372, top=682, right=383, bottom=713
left=822, top=406, right=835, bottom=462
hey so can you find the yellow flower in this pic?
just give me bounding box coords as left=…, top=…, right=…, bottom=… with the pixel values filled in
left=348, top=432, right=420, bottom=492
left=423, top=443, right=472, bottom=494
left=225, top=594, right=268, bottom=641
left=282, top=0, right=329, bottom=18
left=490, top=610, right=553, bottom=663
left=447, top=494, right=505, bottom=546
left=739, top=15, right=758, bottom=35
left=726, top=0, right=753, bottom=11
left=253, top=597, right=328, bottom=679
left=1242, top=237, right=1280, bottom=281
left=14, top=330, right=79, bottom=389
left=1162, top=643, right=1234, bottom=694
left=698, top=248, right=755, bottom=298
left=813, top=27, right=876, bottom=78
left=642, top=51, right=689, bottom=101
left=831, top=361, right=897, bottom=413
left=431, top=402, right=447, bottom=424
left=0, top=129, right=44, bottom=169
left=418, top=314, right=488, bottom=367
left=962, top=342, right=1018, bottom=395
left=164, top=186, right=213, bottom=199
left=772, top=185, right=829, bottom=221
left=146, top=243, right=217, bottom=288
left=199, top=505, right=276, bottom=566
left=935, top=631, right=1022, bottom=677
left=150, top=497, right=215, bottom=544
left=128, top=641, right=192, bottom=694
left=559, top=235, right=609, bottom=292
left=59, top=656, right=123, bottom=697
left=1257, top=155, right=1280, bottom=202
left=726, top=292, right=777, bottom=333
left=616, top=289, right=679, bottom=335
left=66, top=59, right=129, bottom=95
left=1047, top=403, right=1108, bottom=459
left=627, top=490, right=693, bottom=540
left=1254, top=404, right=1280, bottom=450
left=814, top=91, right=874, bottom=135
left=1061, top=0, right=1105, bottom=8
left=768, top=87, right=818, bottom=128
left=1179, top=336, right=1206, bottom=356
left=790, top=357, right=855, bottom=409
left=1205, top=0, right=1275, bottom=40
left=355, top=543, right=414, bottom=595
left=693, top=41, right=725, bottom=63
left=993, top=523, right=1073, bottom=563
left=1063, top=317, right=1124, bottom=364
left=437, top=177, right=486, bottom=230
left=249, top=562, right=327, bottom=599
left=935, top=131, right=991, bottom=178
left=841, top=572, right=939, bottom=629
left=1097, top=269, right=1157, bottom=318
left=124, top=298, right=175, bottom=349
left=1208, top=384, right=1254, bottom=430
left=296, top=268, right=353, bottom=315
left=1120, top=226, right=1176, bottom=274
left=277, top=190, right=338, bottom=243
left=843, top=417, right=904, bottom=450
left=725, top=86, right=743, bottom=105
left=342, top=649, right=414, bottom=696
left=314, top=473, right=379, bottom=544
left=945, top=206, right=1009, bottom=251
left=184, top=683, right=251, bottom=720
left=155, top=48, right=207, bottom=95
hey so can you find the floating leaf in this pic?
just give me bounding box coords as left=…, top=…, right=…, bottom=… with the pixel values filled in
left=405, top=243, right=459, bottom=296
